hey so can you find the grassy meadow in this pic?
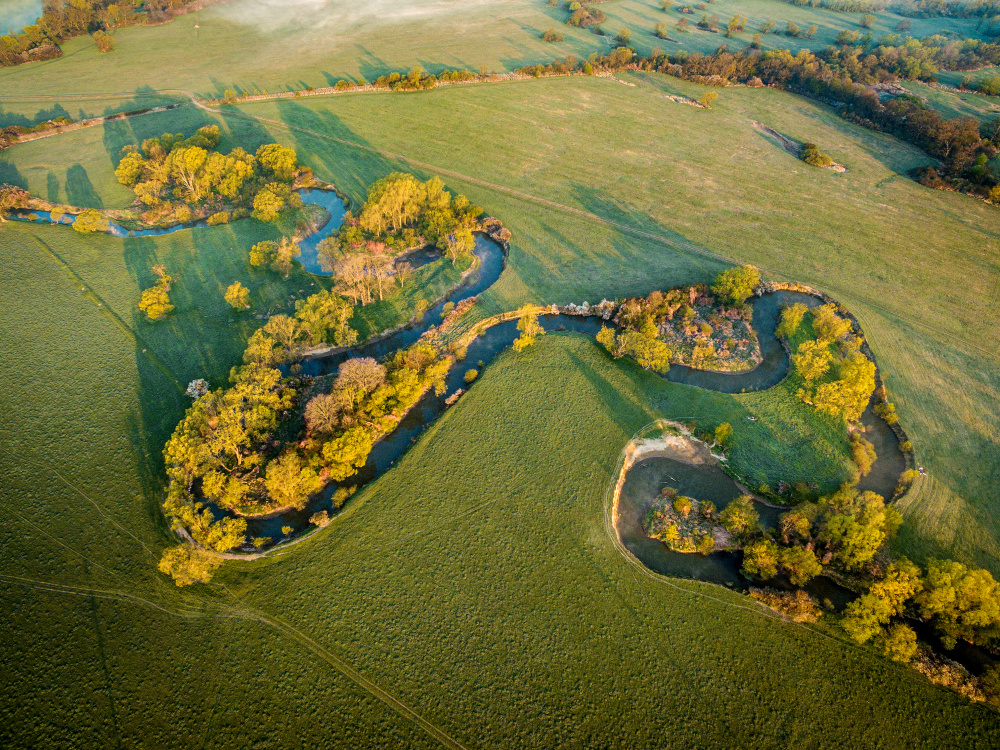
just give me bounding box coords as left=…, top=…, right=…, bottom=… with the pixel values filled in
left=0, top=0, right=988, bottom=123
left=3, top=16, right=1000, bottom=746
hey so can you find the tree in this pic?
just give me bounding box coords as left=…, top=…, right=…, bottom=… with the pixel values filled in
left=322, top=427, right=374, bottom=481
left=673, top=495, right=693, bottom=518
left=821, top=513, right=884, bottom=571
left=513, top=304, right=544, bottom=352
left=714, top=422, right=733, bottom=446
left=225, top=281, right=250, bottom=309
left=73, top=208, right=110, bottom=234
left=812, top=352, right=876, bottom=422
left=305, top=392, right=348, bottom=435
left=264, top=314, right=300, bottom=352
left=264, top=451, right=323, bottom=510
left=785, top=21, right=800, bottom=37
left=335, top=357, right=387, bottom=397
left=915, top=559, right=1000, bottom=648
left=252, top=187, right=285, bottom=222
left=700, top=90, right=719, bottom=108
left=138, top=284, right=174, bottom=320
left=597, top=326, right=620, bottom=356
left=677, top=17, right=690, bottom=31
left=860, top=13, right=875, bottom=28
left=294, top=289, right=357, bottom=346
left=779, top=510, right=811, bottom=545
left=158, top=545, right=221, bottom=587
left=778, top=545, right=822, bottom=585
left=811, top=304, right=852, bottom=342
left=742, top=539, right=779, bottom=580
left=843, top=592, right=893, bottom=643
left=775, top=302, right=807, bottom=338
left=272, top=237, right=301, bottom=277
left=712, top=264, right=760, bottom=304
left=92, top=30, right=114, bottom=53
left=446, top=227, right=475, bottom=266
left=615, top=27, right=631, bottom=47
left=792, top=340, right=834, bottom=383
left=850, top=434, right=877, bottom=477
left=719, top=495, right=758, bottom=535
left=256, top=143, right=298, bottom=181
left=881, top=624, right=918, bottom=663
left=542, top=27, right=564, bottom=41
left=805, top=24, right=817, bottom=38
left=618, top=330, right=672, bottom=373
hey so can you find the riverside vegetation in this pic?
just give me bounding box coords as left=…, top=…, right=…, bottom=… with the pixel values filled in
left=5, top=8, right=1000, bottom=743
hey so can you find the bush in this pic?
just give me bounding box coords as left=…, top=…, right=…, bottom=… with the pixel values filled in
left=464, top=369, right=478, bottom=384
left=542, top=27, right=564, bottom=42
left=207, top=211, right=229, bottom=226
left=92, top=30, right=114, bottom=53
left=801, top=142, right=834, bottom=167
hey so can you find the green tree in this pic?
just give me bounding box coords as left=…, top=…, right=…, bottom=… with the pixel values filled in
left=618, top=330, right=671, bottom=373
left=272, top=236, right=301, bottom=277
left=673, top=495, right=693, bottom=518
left=225, top=281, right=250, bottom=309
left=700, top=90, right=719, bottom=108
left=464, top=369, right=478, bottom=384
left=92, top=30, right=114, bottom=53
left=842, top=592, right=893, bottom=643
left=252, top=187, right=285, bottom=222
left=712, top=264, right=760, bottom=304
left=265, top=451, right=323, bottom=510
left=256, top=143, right=298, bottom=181
left=915, top=559, right=1000, bottom=648
left=742, top=539, right=779, bottom=580
left=138, top=284, right=174, bottom=320
left=719, top=495, right=758, bottom=536
left=881, top=623, right=918, bottom=663
left=322, top=427, right=374, bottom=482
left=785, top=20, right=800, bottom=36
left=714, top=422, right=733, bottom=446
left=775, top=302, right=807, bottom=338
left=72, top=208, right=110, bottom=234
left=615, top=27, right=631, bottom=46
left=778, top=545, right=822, bottom=585
left=158, top=545, right=221, bottom=587
left=513, top=304, right=545, bottom=352
left=792, top=340, right=834, bottom=382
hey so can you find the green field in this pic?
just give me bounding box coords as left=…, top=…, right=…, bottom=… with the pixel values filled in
left=0, top=0, right=987, bottom=123
left=4, top=6, right=1000, bottom=744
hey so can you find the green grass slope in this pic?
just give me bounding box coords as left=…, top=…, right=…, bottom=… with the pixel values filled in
left=5, top=72, right=994, bottom=566
left=0, top=0, right=988, bottom=122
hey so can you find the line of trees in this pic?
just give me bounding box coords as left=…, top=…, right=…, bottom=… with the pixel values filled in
left=521, top=35, right=1000, bottom=198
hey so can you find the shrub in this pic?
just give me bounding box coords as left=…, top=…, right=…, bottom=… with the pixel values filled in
left=92, top=30, right=114, bottom=53
left=542, top=27, right=564, bottom=42
left=207, top=211, right=229, bottom=226
left=464, top=369, right=478, bottom=384
left=801, top=142, right=834, bottom=167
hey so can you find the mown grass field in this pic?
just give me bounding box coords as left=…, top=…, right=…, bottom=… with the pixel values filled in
left=3, top=28, right=1000, bottom=747
left=0, top=0, right=986, bottom=123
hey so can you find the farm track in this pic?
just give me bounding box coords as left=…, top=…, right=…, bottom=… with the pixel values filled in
left=11, top=227, right=185, bottom=392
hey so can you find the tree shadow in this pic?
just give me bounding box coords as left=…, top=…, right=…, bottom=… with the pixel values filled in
left=272, top=100, right=412, bottom=205
left=65, top=165, right=103, bottom=208
left=0, top=158, right=27, bottom=188
left=46, top=171, right=60, bottom=202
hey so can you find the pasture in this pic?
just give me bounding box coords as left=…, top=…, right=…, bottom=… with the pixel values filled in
left=3, top=38, right=1000, bottom=746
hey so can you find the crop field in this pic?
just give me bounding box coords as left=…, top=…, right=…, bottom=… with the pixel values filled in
left=4, top=6, right=1000, bottom=743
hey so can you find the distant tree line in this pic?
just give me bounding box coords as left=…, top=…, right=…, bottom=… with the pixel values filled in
left=520, top=35, right=1000, bottom=202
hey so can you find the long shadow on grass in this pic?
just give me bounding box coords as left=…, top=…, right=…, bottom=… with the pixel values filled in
left=272, top=100, right=411, bottom=204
